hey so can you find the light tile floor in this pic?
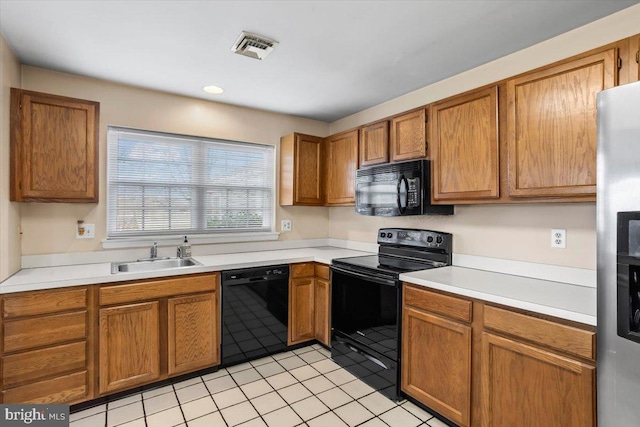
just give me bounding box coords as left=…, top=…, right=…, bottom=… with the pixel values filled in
left=70, top=344, right=445, bottom=427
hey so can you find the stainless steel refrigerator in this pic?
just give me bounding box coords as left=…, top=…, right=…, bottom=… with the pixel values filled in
left=597, top=80, right=640, bottom=425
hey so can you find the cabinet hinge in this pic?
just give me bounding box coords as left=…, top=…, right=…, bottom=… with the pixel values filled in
left=617, top=56, right=622, bottom=70
left=636, top=50, right=639, bottom=64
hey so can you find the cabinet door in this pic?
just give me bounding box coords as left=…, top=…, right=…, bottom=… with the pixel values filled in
left=390, top=109, right=427, bottom=162
left=631, top=37, right=640, bottom=81
left=295, top=134, right=324, bottom=205
left=289, top=278, right=315, bottom=345
left=431, top=86, right=499, bottom=202
left=168, top=293, right=219, bottom=376
left=325, top=130, right=359, bottom=205
left=402, top=306, right=472, bottom=427
left=360, top=121, right=389, bottom=166
left=99, top=302, right=160, bottom=394
left=10, top=89, right=99, bottom=202
left=314, top=278, right=330, bottom=346
left=507, top=49, right=616, bottom=198
left=481, top=332, right=595, bottom=427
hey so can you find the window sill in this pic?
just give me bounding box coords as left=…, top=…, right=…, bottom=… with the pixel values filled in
left=101, top=232, right=280, bottom=249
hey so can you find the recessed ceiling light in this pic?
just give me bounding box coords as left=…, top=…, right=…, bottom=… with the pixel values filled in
left=203, top=85, right=224, bottom=94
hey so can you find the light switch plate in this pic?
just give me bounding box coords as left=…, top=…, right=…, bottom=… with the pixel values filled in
left=76, top=223, right=95, bottom=239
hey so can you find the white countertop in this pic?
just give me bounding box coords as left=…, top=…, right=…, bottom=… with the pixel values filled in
left=400, top=266, right=596, bottom=326
left=2, top=247, right=597, bottom=326
left=0, top=247, right=371, bottom=294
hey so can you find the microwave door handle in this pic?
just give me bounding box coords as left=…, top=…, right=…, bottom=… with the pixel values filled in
left=396, top=175, right=408, bottom=215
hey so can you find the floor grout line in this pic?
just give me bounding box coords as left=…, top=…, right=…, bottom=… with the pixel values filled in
left=76, top=345, right=420, bottom=427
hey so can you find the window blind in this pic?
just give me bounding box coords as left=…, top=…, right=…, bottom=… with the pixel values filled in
left=107, top=127, right=275, bottom=238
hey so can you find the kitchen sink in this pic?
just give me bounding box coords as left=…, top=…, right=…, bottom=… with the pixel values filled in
left=111, top=257, right=202, bottom=274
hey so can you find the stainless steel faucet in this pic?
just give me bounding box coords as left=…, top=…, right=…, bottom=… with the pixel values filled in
left=150, top=241, right=158, bottom=259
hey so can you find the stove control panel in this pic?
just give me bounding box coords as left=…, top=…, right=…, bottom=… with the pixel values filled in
left=378, top=228, right=452, bottom=252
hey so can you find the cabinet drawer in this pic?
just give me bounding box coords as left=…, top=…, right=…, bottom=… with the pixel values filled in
left=404, top=284, right=472, bottom=323
left=483, top=305, right=595, bottom=360
left=100, top=273, right=218, bottom=306
left=291, top=263, right=315, bottom=278
left=2, top=287, right=87, bottom=319
left=2, top=341, right=86, bottom=387
left=315, top=264, right=330, bottom=280
left=2, top=371, right=88, bottom=404
left=3, top=311, right=87, bottom=353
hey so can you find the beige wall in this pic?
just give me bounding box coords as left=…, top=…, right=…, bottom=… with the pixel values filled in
left=12, top=5, right=640, bottom=267
left=0, top=33, right=22, bottom=280
left=330, top=204, right=596, bottom=270
left=19, top=66, right=330, bottom=255
left=326, top=5, right=640, bottom=270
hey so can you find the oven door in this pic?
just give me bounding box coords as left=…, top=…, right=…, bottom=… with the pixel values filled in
left=330, top=265, right=401, bottom=400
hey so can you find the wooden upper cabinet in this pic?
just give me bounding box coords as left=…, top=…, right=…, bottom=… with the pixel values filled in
left=635, top=35, right=640, bottom=82
left=390, top=109, right=428, bottom=161
left=280, top=133, right=324, bottom=206
left=325, top=129, right=359, bottom=206
left=431, top=86, right=499, bottom=203
left=481, top=332, right=595, bottom=427
left=10, top=88, right=99, bottom=202
left=506, top=49, right=616, bottom=198
left=359, top=121, right=389, bottom=166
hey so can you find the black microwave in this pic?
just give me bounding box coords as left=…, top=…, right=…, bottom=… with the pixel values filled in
left=355, top=160, right=453, bottom=216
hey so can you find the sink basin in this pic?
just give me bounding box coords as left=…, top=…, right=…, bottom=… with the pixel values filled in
left=111, top=257, right=202, bottom=274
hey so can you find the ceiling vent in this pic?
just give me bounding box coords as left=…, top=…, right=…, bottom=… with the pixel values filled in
left=231, top=31, right=279, bottom=61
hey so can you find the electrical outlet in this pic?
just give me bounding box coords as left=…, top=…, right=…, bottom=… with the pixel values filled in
left=551, top=229, right=566, bottom=248
left=76, top=223, right=95, bottom=239
left=281, top=220, right=292, bottom=232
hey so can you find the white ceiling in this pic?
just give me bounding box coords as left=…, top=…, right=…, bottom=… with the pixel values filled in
left=0, top=1, right=637, bottom=122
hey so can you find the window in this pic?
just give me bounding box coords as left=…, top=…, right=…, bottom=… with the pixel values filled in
left=107, top=127, right=275, bottom=238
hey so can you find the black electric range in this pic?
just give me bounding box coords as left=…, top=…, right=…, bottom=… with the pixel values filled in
left=330, top=228, right=452, bottom=401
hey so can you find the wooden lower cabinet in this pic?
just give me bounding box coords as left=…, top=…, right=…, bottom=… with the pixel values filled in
left=402, top=285, right=472, bottom=427
left=168, top=293, right=219, bottom=376
left=403, top=307, right=472, bottom=427
left=481, top=333, right=595, bottom=427
left=314, top=277, right=330, bottom=346
left=0, top=286, right=93, bottom=404
left=401, top=283, right=596, bottom=427
left=98, top=273, right=220, bottom=395
left=99, top=302, right=161, bottom=394
left=289, top=263, right=331, bottom=346
left=289, top=277, right=315, bottom=345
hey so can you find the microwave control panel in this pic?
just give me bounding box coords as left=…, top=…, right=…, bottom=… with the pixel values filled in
left=407, top=178, right=419, bottom=207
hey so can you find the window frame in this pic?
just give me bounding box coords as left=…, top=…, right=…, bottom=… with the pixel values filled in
left=105, top=126, right=277, bottom=243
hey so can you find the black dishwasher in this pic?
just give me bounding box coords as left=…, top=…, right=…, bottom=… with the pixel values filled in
left=221, top=265, right=289, bottom=366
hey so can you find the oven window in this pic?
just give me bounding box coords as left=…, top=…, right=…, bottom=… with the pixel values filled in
left=332, top=269, right=398, bottom=360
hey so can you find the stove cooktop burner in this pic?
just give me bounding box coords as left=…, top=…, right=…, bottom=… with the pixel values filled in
left=332, top=254, right=443, bottom=277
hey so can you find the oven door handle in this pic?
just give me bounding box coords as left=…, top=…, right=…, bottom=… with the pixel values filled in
left=336, top=336, right=391, bottom=370
left=331, top=265, right=397, bottom=286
